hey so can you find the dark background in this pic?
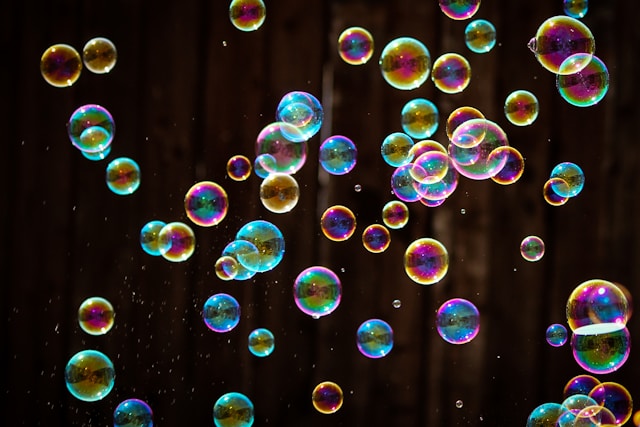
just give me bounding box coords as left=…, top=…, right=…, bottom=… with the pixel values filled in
left=2, top=1, right=640, bottom=425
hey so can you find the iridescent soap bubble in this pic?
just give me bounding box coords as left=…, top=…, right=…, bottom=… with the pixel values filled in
left=79, top=126, right=112, bottom=155
left=184, top=181, right=228, bottom=226
left=415, top=162, right=459, bottom=201
left=158, top=222, right=196, bottom=262
left=293, top=266, right=342, bottom=318
left=253, top=153, right=277, bottom=179
left=312, top=381, right=344, bottom=414
left=213, top=392, right=254, bottom=427
left=379, top=37, right=431, bottom=90
left=564, top=0, right=588, bottom=18
left=362, top=224, right=391, bottom=253
left=545, top=323, right=568, bottom=347
left=439, top=0, right=481, bottom=20
left=203, top=293, right=241, bottom=333
left=259, top=173, right=300, bottom=213
left=446, top=106, right=484, bottom=140
left=465, top=19, right=496, bottom=53
left=550, top=162, right=585, bottom=198
left=338, top=27, right=374, bottom=65
left=256, top=122, right=307, bottom=173
left=248, top=328, right=275, bottom=357
left=449, top=117, right=488, bottom=149
left=566, top=279, right=630, bottom=333
left=390, top=164, right=422, bottom=203
left=82, top=37, right=117, bottom=74
left=67, top=104, right=115, bottom=152
left=319, top=135, right=357, bottom=175
left=235, top=220, right=285, bottom=273
left=356, top=319, right=393, bottom=358
left=113, top=398, right=153, bottom=427
left=401, top=98, right=439, bottom=140
left=320, top=205, right=356, bottom=241
left=557, top=55, right=609, bottom=107
left=81, top=144, right=111, bottom=161
left=227, top=155, right=252, bottom=181
left=140, top=220, right=169, bottom=256
left=571, top=325, right=630, bottom=374
left=527, top=15, right=595, bottom=74
left=543, top=178, right=569, bottom=206
left=564, top=375, right=601, bottom=398
left=65, top=349, right=115, bottom=402
left=381, top=132, right=414, bottom=167
left=392, top=299, right=402, bottom=308
left=504, top=90, right=539, bottom=126
left=276, top=91, right=323, bottom=141
left=436, top=298, right=480, bottom=344
left=574, top=406, right=617, bottom=427
left=78, top=297, right=115, bottom=336
left=449, top=119, right=509, bottom=180
left=404, top=238, right=449, bottom=285
left=222, top=240, right=258, bottom=281
left=490, top=146, right=524, bottom=185
left=106, top=157, right=141, bottom=195
left=229, top=0, right=266, bottom=32
left=589, top=382, right=633, bottom=426
left=432, top=53, right=471, bottom=94
left=215, top=256, right=239, bottom=281
left=410, top=151, right=450, bottom=184
left=41, top=44, right=82, bottom=87
left=526, top=403, right=564, bottom=427
left=520, top=235, right=545, bottom=262
left=382, top=200, right=409, bottom=229
left=409, top=139, right=447, bottom=158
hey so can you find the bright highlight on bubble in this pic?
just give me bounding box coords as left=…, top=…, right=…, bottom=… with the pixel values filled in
left=158, top=222, right=196, bottom=262
left=259, top=173, right=300, bottom=213
left=184, top=181, right=229, bottom=226
left=229, top=0, right=266, bottom=32
left=439, top=0, right=481, bottom=20
left=401, top=98, right=439, bottom=140
left=545, top=323, right=568, bottom=347
left=504, top=90, right=539, bottom=126
left=557, top=55, right=609, bottom=107
left=338, top=27, right=374, bottom=65
left=78, top=297, right=115, bottom=336
left=227, top=155, right=252, bottom=181
left=65, top=349, right=115, bottom=402
left=465, top=19, right=496, bottom=53
left=213, top=392, right=254, bottom=427
left=114, top=398, right=153, bottom=427
left=520, top=235, right=545, bottom=262
left=312, top=381, right=344, bottom=414
left=319, top=135, right=357, bottom=175
left=106, top=157, right=141, bottom=195
left=248, top=328, right=275, bottom=357
left=436, top=298, right=480, bottom=344
left=356, top=319, right=394, bottom=358
left=379, top=37, right=431, bottom=90
left=203, top=293, right=241, bottom=333
left=320, top=205, right=356, bottom=241
left=222, top=240, right=258, bottom=281
left=82, top=37, right=117, bottom=74
left=404, top=238, right=449, bottom=285
left=362, top=224, right=391, bottom=253
left=382, top=200, right=409, bottom=229
left=293, top=266, right=342, bottom=318
left=41, top=44, right=82, bottom=87
left=432, top=53, right=471, bottom=94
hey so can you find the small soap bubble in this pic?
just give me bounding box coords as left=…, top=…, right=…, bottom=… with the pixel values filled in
left=276, top=91, right=323, bottom=140
left=312, top=381, right=344, bottom=414
left=545, top=323, right=568, bottom=347
left=41, top=44, right=82, bottom=87
left=82, top=37, right=117, bottom=74
left=78, top=297, right=114, bottom=336
left=520, top=235, right=545, bottom=262
left=589, top=382, right=633, bottom=426
left=549, top=162, right=584, bottom=198
left=432, top=53, right=471, bottom=94
left=259, top=173, right=300, bottom=213
left=215, top=256, right=239, bottom=281
left=248, top=328, right=275, bottom=357
left=571, top=326, right=630, bottom=374
left=566, top=279, right=630, bottom=333
left=184, top=181, right=229, bottom=226
left=401, top=98, right=439, bottom=140
left=354, top=184, right=362, bottom=192
left=465, top=19, right=496, bottom=53
left=229, top=0, right=266, bottom=32
left=106, top=157, right=141, bottom=195
left=557, top=55, right=609, bottom=107
left=439, top=0, right=481, bottom=20
left=235, top=220, right=285, bottom=273
left=446, top=106, right=485, bottom=140
left=362, top=224, right=391, bottom=253
left=159, top=222, right=196, bottom=262
left=338, top=27, right=374, bottom=65
left=293, top=266, right=342, bottom=318
left=381, top=132, right=414, bottom=167
left=543, top=178, right=569, bottom=206
left=392, top=299, right=402, bottom=309
left=67, top=104, right=115, bottom=153
left=320, top=205, right=356, bottom=241
left=227, top=155, right=252, bottom=181
left=203, top=293, right=241, bottom=333
left=319, top=135, right=357, bottom=175
left=404, top=238, right=449, bottom=285
left=504, top=90, right=539, bottom=126
left=456, top=400, right=464, bottom=409
left=379, top=37, right=431, bottom=90
left=222, top=240, right=258, bottom=281
left=140, top=220, right=169, bottom=256
left=65, top=349, right=115, bottom=402
left=564, top=0, right=588, bottom=19
left=436, top=298, right=480, bottom=344
left=490, top=146, right=525, bottom=185
left=382, top=200, right=409, bottom=229
left=256, top=122, right=307, bottom=173
left=526, top=403, right=564, bottom=427
left=213, top=392, right=254, bottom=427
left=356, top=319, right=394, bottom=358
left=114, top=399, right=153, bottom=427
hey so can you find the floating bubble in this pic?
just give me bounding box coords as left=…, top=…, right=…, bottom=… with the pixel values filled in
left=255, top=122, right=307, bottom=174
left=381, top=132, right=414, bottom=167
left=319, top=135, right=357, bottom=175
left=235, top=220, right=285, bottom=273
left=215, top=256, right=239, bottom=281
left=203, top=293, right=241, bottom=333
left=82, top=37, right=117, bottom=74
left=446, top=106, right=484, bottom=140
left=106, top=157, right=141, bottom=195
left=227, top=155, right=252, bottom=181
left=229, top=0, right=266, bottom=32
left=276, top=91, right=323, bottom=140
left=354, top=184, right=362, bottom=192
left=449, top=117, right=488, bottom=149
left=81, top=144, right=111, bottom=161
left=65, top=349, right=115, bottom=402
left=159, top=222, right=196, bottom=262
left=379, top=37, right=431, bottom=90
left=114, top=398, right=153, bottom=427
left=449, top=119, right=509, bottom=180
left=526, top=402, right=564, bottom=427
left=401, top=98, right=439, bottom=140
left=140, top=220, right=170, bottom=256
left=589, top=382, right=633, bottom=425
left=382, top=200, right=409, bottom=229
left=404, top=238, right=449, bottom=285
left=551, top=162, right=585, bottom=198
left=312, top=381, right=344, bottom=414
left=410, top=151, right=450, bottom=184
left=41, top=44, right=82, bottom=87
left=391, top=164, right=423, bottom=203
left=456, top=400, right=464, bottom=409
left=213, top=392, right=254, bottom=427
left=574, top=405, right=616, bottom=427
left=320, top=205, right=356, bottom=241
left=293, top=266, right=342, bottom=318
left=362, top=224, right=391, bottom=253
left=79, top=126, right=112, bottom=155
left=546, top=323, right=568, bottom=347
left=392, top=299, right=402, bottom=309
left=338, top=27, right=374, bottom=65
left=68, top=104, right=115, bottom=153
left=465, top=19, right=496, bottom=53
left=248, top=328, right=275, bottom=357
left=436, top=298, right=480, bottom=344
left=564, top=375, right=601, bottom=399
left=566, top=279, right=630, bottom=333
left=520, top=235, right=545, bottom=262
left=356, top=319, right=394, bottom=358
left=254, top=153, right=278, bottom=179
left=222, top=240, right=258, bottom=280
left=184, top=181, right=228, bottom=227
left=432, top=53, right=471, bottom=94
left=504, top=90, right=539, bottom=126
left=259, top=173, right=300, bottom=213
left=557, top=55, right=609, bottom=107
left=571, top=325, right=630, bottom=374
left=543, top=178, right=570, bottom=206
left=490, top=146, right=524, bottom=185
left=527, top=15, right=595, bottom=74
left=564, top=0, right=588, bottom=18
left=78, top=297, right=114, bottom=336
left=560, top=394, right=599, bottom=420
left=439, top=0, right=481, bottom=20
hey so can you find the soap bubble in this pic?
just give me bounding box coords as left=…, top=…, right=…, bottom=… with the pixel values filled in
left=319, top=135, right=357, bottom=175
left=356, top=319, right=394, bottom=358
left=312, top=381, right=344, bottom=414
left=401, top=98, right=439, bottom=140
left=113, top=398, right=153, bottom=427
left=215, top=256, right=239, bottom=281
left=504, top=90, right=539, bottom=126
left=82, top=37, right=117, bottom=74
left=526, top=402, right=564, bottom=427
left=159, top=222, right=196, bottom=262
left=415, top=163, right=459, bottom=201
left=140, top=220, right=169, bottom=256
left=543, top=178, right=570, bottom=206
left=227, top=155, right=252, bottom=181
left=320, top=205, right=356, bottom=241
left=566, top=279, right=630, bottom=333
left=248, top=328, right=275, bottom=357
left=390, top=164, right=423, bottom=203
left=67, top=104, right=115, bottom=153
left=436, top=298, right=480, bottom=344
left=41, top=44, right=82, bottom=87
left=338, top=27, right=374, bottom=65
left=78, top=297, right=115, bottom=336
left=293, top=266, right=342, bottom=318
left=465, top=19, right=496, bottom=53
left=449, top=117, right=488, bottom=149
left=564, top=375, right=601, bottom=399
left=184, top=181, right=228, bottom=226
left=106, top=157, right=141, bottom=195
left=276, top=91, right=323, bottom=140
left=557, top=55, right=609, bottom=107
left=379, top=37, right=431, bottom=90
left=203, top=293, right=241, bottom=333
left=222, top=240, right=258, bottom=281
left=235, top=220, right=285, bottom=273
left=362, top=224, right=391, bottom=253
left=545, top=323, right=568, bottom=347
left=571, top=325, right=630, bottom=374
left=520, top=235, right=545, bottom=262
left=432, top=53, right=471, bottom=94
left=213, top=392, right=254, bottom=427
left=456, top=400, right=464, bottom=409
left=392, top=299, right=402, bottom=309
left=404, top=238, right=449, bottom=285
left=259, top=173, right=300, bottom=213
left=449, top=120, right=509, bottom=180
left=564, top=0, right=588, bottom=19
left=438, top=0, right=481, bottom=20
left=382, top=200, right=409, bottom=229
left=410, top=151, right=450, bottom=184
left=446, top=106, right=484, bottom=140
left=65, top=349, right=115, bottom=402
left=490, top=146, right=524, bottom=185
left=255, top=122, right=307, bottom=174
left=409, top=139, right=447, bottom=158
left=381, top=132, right=414, bottom=167
left=550, top=162, right=584, bottom=198
left=79, top=126, right=112, bottom=155
left=254, top=153, right=278, bottom=178
left=589, top=382, right=633, bottom=426
left=229, top=0, right=266, bottom=32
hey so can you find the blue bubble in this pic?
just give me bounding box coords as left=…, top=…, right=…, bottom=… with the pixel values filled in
left=319, top=135, right=357, bottom=175
left=235, top=220, right=285, bottom=273
left=248, top=328, right=275, bottom=357
left=550, top=162, right=585, bottom=198
left=276, top=91, right=323, bottom=141
left=213, top=392, right=254, bottom=427
left=436, top=298, right=480, bottom=344
left=546, top=323, right=568, bottom=347
left=203, top=293, right=241, bottom=333
left=140, top=220, right=170, bottom=256
left=401, top=98, right=439, bottom=139
left=222, top=240, right=259, bottom=281
left=465, top=19, right=497, bottom=53
left=356, top=319, right=394, bottom=358
left=113, top=398, right=153, bottom=427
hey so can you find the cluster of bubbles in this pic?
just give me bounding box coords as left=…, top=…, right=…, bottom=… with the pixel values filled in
left=543, top=162, right=585, bottom=206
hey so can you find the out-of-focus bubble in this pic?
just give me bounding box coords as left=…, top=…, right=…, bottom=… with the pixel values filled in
left=520, top=235, right=545, bottom=262
left=184, top=181, right=228, bottom=226
left=354, top=184, right=362, bottom=192
left=404, top=238, right=449, bottom=285
left=439, top=0, right=480, bottom=20
left=589, top=382, right=633, bottom=426
left=276, top=91, right=323, bottom=140
left=564, top=375, right=601, bottom=399
left=382, top=200, right=409, bottom=229
left=65, top=349, right=115, bottom=402
left=259, top=173, right=300, bottom=213
left=362, top=224, right=391, bottom=253
left=114, top=398, right=153, bottom=427
left=456, top=400, right=464, bottom=409
left=235, top=220, right=285, bottom=273
left=203, top=293, right=241, bottom=333
left=106, top=157, right=141, bottom=195
left=392, top=299, right=402, bottom=309
left=550, top=162, right=585, bottom=198
left=410, top=151, right=450, bottom=184
left=319, top=135, right=357, bottom=175
left=564, top=0, right=588, bottom=19
left=571, top=326, right=630, bottom=374
left=401, top=98, right=439, bottom=140
left=254, top=153, right=278, bottom=179
left=293, top=266, right=342, bottom=318
left=379, top=37, right=431, bottom=90
left=436, top=298, right=480, bottom=344
left=527, top=15, right=595, bottom=74
left=159, top=222, right=196, bottom=262
left=229, top=0, right=266, bottom=32
left=446, top=106, right=485, bottom=140
left=391, top=164, right=423, bottom=203
left=140, top=220, right=170, bottom=256
left=82, top=37, right=117, bottom=74
left=222, top=240, right=258, bottom=280
left=543, top=178, right=570, bottom=206
left=68, top=104, right=115, bottom=153
left=338, top=27, right=374, bottom=65
left=557, top=55, right=609, bottom=107
left=256, top=122, right=307, bottom=173
left=215, top=256, right=239, bottom=281
left=213, top=392, right=254, bottom=427
left=78, top=297, right=114, bottom=336
left=449, top=120, right=509, bottom=180
left=545, top=323, right=568, bottom=347
left=504, top=90, right=539, bottom=126
left=320, top=205, right=356, bottom=241
left=381, top=132, right=414, bottom=167
left=465, top=19, right=496, bottom=53
left=490, top=146, right=524, bottom=185
left=526, top=403, right=564, bottom=427
left=227, top=155, right=252, bottom=181
left=566, top=279, right=630, bottom=332
left=312, top=381, right=344, bottom=414
left=41, top=44, right=82, bottom=87
left=248, top=328, right=275, bottom=357
left=81, top=144, right=111, bottom=161
left=432, top=53, right=471, bottom=94
left=356, top=319, right=394, bottom=358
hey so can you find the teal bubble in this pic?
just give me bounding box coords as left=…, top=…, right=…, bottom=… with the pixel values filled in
left=557, top=55, right=609, bottom=107
left=465, top=19, right=496, bottom=53
left=67, top=104, right=115, bottom=153
left=391, top=164, right=422, bottom=203
left=550, top=162, right=584, bottom=198
left=526, top=402, right=564, bottom=427
left=248, top=328, right=275, bottom=357
left=356, top=319, right=394, bottom=358
left=213, top=392, right=254, bottom=427
left=439, top=0, right=480, bottom=20
left=255, top=122, right=307, bottom=174
left=381, top=132, right=414, bottom=167
left=571, top=325, right=630, bottom=374
left=379, top=37, right=431, bottom=90
left=545, top=323, right=568, bottom=347
left=235, top=220, right=285, bottom=273
left=276, top=91, right=323, bottom=141
left=65, top=349, right=115, bottom=402
left=203, top=293, right=241, bottom=333
left=293, top=266, right=342, bottom=318
left=564, top=0, right=588, bottom=19
left=319, top=135, right=357, bottom=175
left=253, top=153, right=277, bottom=179
left=113, top=398, right=153, bottom=427
left=436, top=298, right=480, bottom=344
left=401, top=98, right=439, bottom=140
left=106, top=157, right=141, bottom=195
left=222, top=241, right=258, bottom=280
